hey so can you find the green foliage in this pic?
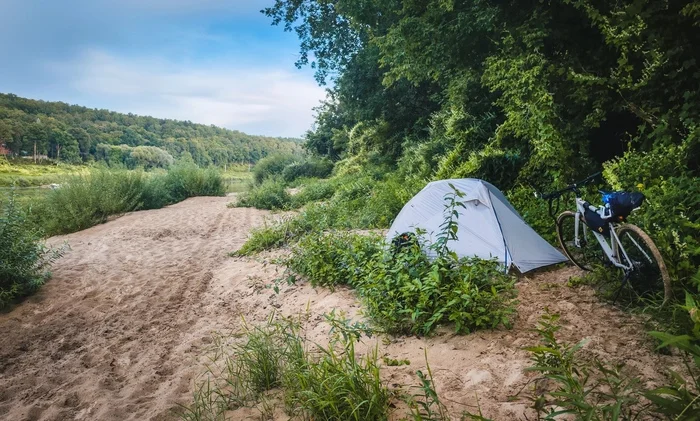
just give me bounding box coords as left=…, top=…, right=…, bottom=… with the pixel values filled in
left=0, top=93, right=301, bottom=166
left=646, top=293, right=700, bottom=419
left=0, top=191, right=63, bottom=308
left=282, top=331, right=389, bottom=421
left=604, top=144, right=700, bottom=285
left=252, top=154, right=297, bottom=184
left=32, top=165, right=224, bottom=236
left=289, top=178, right=337, bottom=207
left=285, top=190, right=518, bottom=335
left=518, top=312, right=648, bottom=420
left=287, top=232, right=384, bottom=289
left=236, top=172, right=423, bottom=255
left=96, top=144, right=174, bottom=169
left=178, top=315, right=391, bottom=421
left=236, top=178, right=291, bottom=210
left=359, top=244, right=517, bottom=335
left=154, top=163, right=225, bottom=205
left=34, top=169, right=146, bottom=235
left=281, top=157, right=333, bottom=183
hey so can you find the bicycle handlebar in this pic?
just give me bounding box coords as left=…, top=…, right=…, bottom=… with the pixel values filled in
left=539, top=171, right=602, bottom=200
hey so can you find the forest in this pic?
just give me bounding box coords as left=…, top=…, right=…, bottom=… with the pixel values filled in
left=0, top=93, right=301, bottom=167
left=260, top=0, right=699, bottom=287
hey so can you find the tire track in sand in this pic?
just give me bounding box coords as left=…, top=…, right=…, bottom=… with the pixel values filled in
left=0, top=197, right=269, bottom=421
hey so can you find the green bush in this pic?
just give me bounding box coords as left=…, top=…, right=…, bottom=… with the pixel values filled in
left=286, top=187, right=518, bottom=335
left=35, top=169, right=146, bottom=235
left=252, top=154, right=297, bottom=184
left=281, top=157, right=334, bottom=183
left=236, top=178, right=291, bottom=210
left=287, top=232, right=384, bottom=289
left=359, top=246, right=517, bottom=335
left=290, top=178, right=337, bottom=208
left=33, top=165, right=225, bottom=236
left=159, top=163, right=225, bottom=203
left=605, top=146, right=700, bottom=286
left=0, top=191, right=63, bottom=308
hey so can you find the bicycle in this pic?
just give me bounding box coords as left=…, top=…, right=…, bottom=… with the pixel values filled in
left=538, top=172, right=672, bottom=305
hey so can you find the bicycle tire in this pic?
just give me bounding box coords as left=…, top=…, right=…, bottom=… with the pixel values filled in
left=556, top=211, right=605, bottom=271
left=615, top=224, right=672, bottom=305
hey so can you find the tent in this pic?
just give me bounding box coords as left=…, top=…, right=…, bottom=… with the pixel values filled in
left=386, top=179, right=567, bottom=273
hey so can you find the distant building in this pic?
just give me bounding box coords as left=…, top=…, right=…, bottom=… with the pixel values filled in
left=0, top=143, right=10, bottom=156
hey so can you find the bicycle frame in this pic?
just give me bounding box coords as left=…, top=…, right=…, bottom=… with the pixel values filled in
left=573, top=197, right=637, bottom=271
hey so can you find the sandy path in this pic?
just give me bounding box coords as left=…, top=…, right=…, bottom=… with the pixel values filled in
left=0, top=197, right=680, bottom=420
left=0, top=197, right=270, bottom=421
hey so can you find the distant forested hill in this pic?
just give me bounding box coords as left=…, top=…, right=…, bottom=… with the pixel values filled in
left=0, top=93, right=302, bottom=166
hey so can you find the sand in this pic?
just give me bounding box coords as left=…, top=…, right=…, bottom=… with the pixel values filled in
left=0, top=196, right=681, bottom=420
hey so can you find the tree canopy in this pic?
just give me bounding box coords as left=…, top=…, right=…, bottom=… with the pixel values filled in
left=0, top=93, right=302, bottom=166
left=266, top=0, right=699, bottom=187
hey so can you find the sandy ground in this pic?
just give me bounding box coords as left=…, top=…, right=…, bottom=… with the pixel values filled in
left=0, top=197, right=681, bottom=420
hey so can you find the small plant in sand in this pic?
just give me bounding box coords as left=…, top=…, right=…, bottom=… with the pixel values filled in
left=176, top=313, right=391, bottom=421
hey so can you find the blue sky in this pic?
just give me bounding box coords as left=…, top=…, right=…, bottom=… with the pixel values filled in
left=0, top=0, right=327, bottom=137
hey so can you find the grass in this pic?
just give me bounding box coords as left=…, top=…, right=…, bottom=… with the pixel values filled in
left=221, top=164, right=253, bottom=193
left=177, top=314, right=392, bottom=421
left=1, top=162, right=227, bottom=237
left=0, top=158, right=85, bottom=187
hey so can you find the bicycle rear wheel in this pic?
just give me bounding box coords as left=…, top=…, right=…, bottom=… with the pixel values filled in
left=556, top=211, right=605, bottom=271
left=616, top=224, right=672, bottom=305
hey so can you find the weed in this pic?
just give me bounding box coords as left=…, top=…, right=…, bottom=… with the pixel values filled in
left=517, top=312, right=648, bottom=420
left=284, top=186, right=517, bottom=335
left=177, top=314, right=391, bottom=421
left=405, top=350, right=451, bottom=421
left=0, top=190, right=64, bottom=308
left=236, top=178, right=291, bottom=210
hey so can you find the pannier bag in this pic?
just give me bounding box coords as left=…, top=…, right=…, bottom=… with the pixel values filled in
left=602, top=191, right=645, bottom=221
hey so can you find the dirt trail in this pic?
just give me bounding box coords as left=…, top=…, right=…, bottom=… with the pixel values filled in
left=0, top=197, right=679, bottom=420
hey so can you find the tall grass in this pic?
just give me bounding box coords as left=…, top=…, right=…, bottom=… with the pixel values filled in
left=32, top=164, right=225, bottom=236
left=177, top=314, right=392, bottom=421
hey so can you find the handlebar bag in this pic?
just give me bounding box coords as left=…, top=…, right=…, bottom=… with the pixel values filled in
left=602, top=191, right=645, bottom=220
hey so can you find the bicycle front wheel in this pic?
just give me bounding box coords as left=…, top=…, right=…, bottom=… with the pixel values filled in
left=616, top=224, right=672, bottom=305
left=556, top=211, right=605, bottom=271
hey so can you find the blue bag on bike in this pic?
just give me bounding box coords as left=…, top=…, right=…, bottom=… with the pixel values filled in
left=602, top=191, right=645, bottom=221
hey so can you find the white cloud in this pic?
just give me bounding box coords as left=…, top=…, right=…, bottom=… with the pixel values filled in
left=116, top=0, right=270, bottom=15
left=49, top=50, right=327, bottom=137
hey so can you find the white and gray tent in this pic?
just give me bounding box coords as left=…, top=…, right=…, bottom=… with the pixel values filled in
left=386, top=179, right=567, bottom=273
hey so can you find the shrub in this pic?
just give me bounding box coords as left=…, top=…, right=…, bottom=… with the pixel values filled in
left=33, top=165, right=224, bottom=236
left=359, top=248, right=517, bottom=335
left=281, top=157, right=334, bottom=183
left=0, top=191, right=63, bottom=308
left=35, top=169, right=146, bottom=235
left=287, top=232, right=384, bottom=289
left=252, top=154, right=297, bottom=184
left=604, top=144, right=700, bottom=285
left=236, top=178, right=291, bottom=210
left=286, top=187, right=518, bottom=335
left=289, top=178, right=337, bottom=208
left=159, top=163, right=225, bottom=203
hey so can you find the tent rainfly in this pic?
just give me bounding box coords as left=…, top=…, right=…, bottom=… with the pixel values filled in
left=386, top=179, right=568, bottom=273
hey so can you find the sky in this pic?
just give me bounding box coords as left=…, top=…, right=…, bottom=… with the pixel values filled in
left=0, top=0, right=327, bottom=137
